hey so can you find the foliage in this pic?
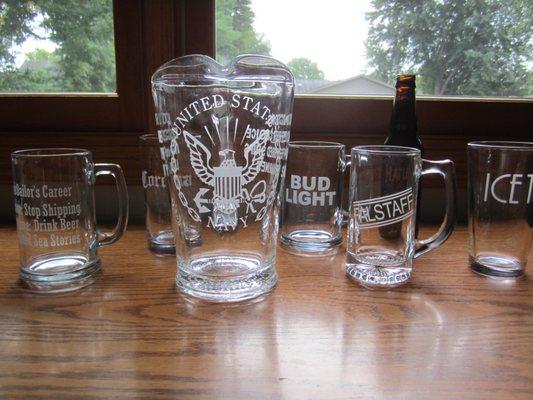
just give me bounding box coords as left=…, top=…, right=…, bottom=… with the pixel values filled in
left=216, top=0, right=271, bottom=64
left=1, top=48, right=62, bottom=91
left=0, top=0, right=115, bottom=92
left=365, top=0, right=533, bottom=96
left=2, top=0, right=271, bottom=91
left=42, top=0, right=116, bottom=92
left=6, top=1, right=530, bottom=97
left=287, top=57, right=325, bottom=80
left=0, top=0, right=39, bottom=69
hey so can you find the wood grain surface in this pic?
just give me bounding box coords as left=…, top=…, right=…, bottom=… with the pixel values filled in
left=0, top=226, right=531, bottom=399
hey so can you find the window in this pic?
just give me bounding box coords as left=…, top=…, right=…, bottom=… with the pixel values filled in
left=214, top=0, right=532, bottom=190
left=0, top=0, right=117, bottom=93
left=0, top=0, right=530, bottom=189
left=216, top=0, right=532, bottom=98
left=0, top=0, right=144, bottom=132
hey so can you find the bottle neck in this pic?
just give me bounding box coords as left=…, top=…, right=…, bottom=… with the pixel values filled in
left=389, top=86, right=417, bottom=138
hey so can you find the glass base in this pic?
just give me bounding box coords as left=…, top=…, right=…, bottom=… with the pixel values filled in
left=346, top=251, right=411, bottom=289
left=149, top=241, right=175, bottom=255
left=469, top=254, right=524, bottom=278
left=19, top=255, right=101, bottom=293
left=280, top=229, right=341, bottom=256
left=148, top=231, right=175, bottom=255
left=176, top=256, right=277, bottom=302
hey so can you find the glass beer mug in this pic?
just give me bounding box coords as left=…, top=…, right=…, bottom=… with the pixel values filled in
left=151, top=55, right=294, bottom=302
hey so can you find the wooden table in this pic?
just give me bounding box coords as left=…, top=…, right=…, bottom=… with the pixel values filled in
left=0, top=226, right=531, bottom=399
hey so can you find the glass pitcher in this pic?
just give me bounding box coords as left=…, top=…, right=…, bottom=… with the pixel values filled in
left=151, top=55, right=294, bottom=302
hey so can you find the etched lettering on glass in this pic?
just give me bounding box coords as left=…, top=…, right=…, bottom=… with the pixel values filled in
left=354, top=188, right=414, bottom=229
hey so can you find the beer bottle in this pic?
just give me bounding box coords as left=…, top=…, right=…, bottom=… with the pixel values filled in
left=385, top=75, right=421, bottom=151
left=380, top=74, right=423, bottom=239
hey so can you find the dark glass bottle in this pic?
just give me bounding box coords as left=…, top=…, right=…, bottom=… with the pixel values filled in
left=381, top=74, right=423, bottom=239
left=385, top=75, right=422, bottom=151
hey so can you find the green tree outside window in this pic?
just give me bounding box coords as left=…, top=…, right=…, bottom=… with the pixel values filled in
left=365, top=0, right=532, bottom=96
left=287, top=58, right=325, bottom=80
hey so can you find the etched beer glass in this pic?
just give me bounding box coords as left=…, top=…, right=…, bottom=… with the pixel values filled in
left=346, top=145, right=457, bottom=288
left=139, top=134, right=175, bottom=254
left=12, top=149, right=128, bottom=292
left=280, top=141, right=347, bottom=255
left=151, top=55, right=294, bottom=301
left=468, top=141, right=533, bottom=277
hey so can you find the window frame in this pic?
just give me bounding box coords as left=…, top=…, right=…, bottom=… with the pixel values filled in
left=0, top=0, right=215, bottom=185
left=0, top=0, right=145, bottom=132
left=0, top=0, right=531, bottom=188
left=200, top=2, right=532, bottom=187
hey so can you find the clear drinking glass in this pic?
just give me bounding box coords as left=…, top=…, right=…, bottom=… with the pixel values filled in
left=151, top=54, right=294, bottom=301
left=468, top=141, right=533, bottom=277
left=139, top=134, right=175, bottom=254
left=11, top=149, right=128, bottom=292
left=280, top=141, right=348, bottom=255
left=346, top=145, right=457, bottom=288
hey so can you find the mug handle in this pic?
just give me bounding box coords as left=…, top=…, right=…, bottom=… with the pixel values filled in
left=342, top=153, right=352, bottom=222
left=94, top=163, right=129, bottom=247
left=414, top=159, right=457, bottom=258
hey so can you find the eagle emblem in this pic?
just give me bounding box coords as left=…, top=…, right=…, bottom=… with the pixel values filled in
left=183, top=128, right=269, bottom=231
